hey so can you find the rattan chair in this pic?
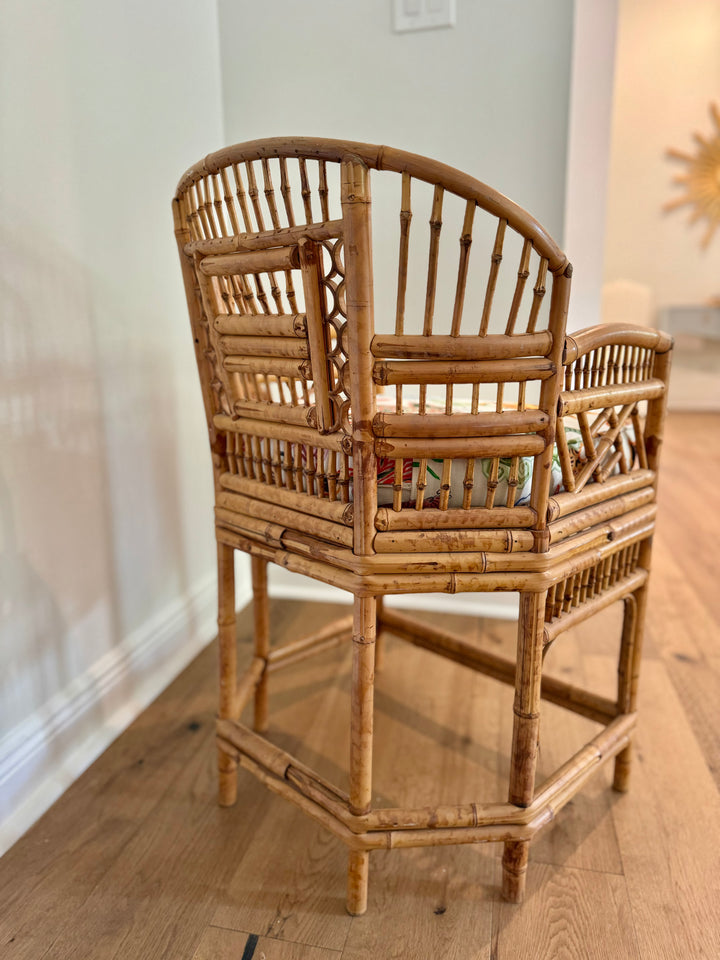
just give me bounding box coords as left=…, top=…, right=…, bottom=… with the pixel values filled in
left=173, top=138, right=672, bottom=914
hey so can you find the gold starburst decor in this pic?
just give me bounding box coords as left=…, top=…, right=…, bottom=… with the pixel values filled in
left=664, top=102, right=720, bottom=249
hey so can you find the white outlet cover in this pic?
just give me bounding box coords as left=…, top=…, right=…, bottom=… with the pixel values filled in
left=393, top=0, right=456, bottom=33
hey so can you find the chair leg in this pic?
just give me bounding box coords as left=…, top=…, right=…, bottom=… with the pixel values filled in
left=217, top=542, right=238, bottom=807
left=502, top=590, right=546, bottom=902
left=346, top=595, right=377, bottom=916
left=374, top=595, right=385, bottom=673
left=614, top=577, right=649, bottom=792
left=251, top=556, right=270, bottom=733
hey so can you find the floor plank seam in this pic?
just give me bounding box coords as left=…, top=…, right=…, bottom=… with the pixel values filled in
left=206, top=923, right=344, bottom=954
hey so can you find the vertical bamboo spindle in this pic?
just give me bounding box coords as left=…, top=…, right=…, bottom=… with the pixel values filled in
left=217, top=542, right=238, bottom=806
left=348, top=595, right=377, bottom=915
left=450, top=200, right=476, bottom=337
left=502, top=589, right=547, bottom=902
left=480, top=219, right=506, bottom=335
left=251, top=556, right=270, bottom=733
left=395, top=173, right=412, bottom=336
left=423, top=185, right=444, bottom=336
left=341, top=155, right=377, bottom=556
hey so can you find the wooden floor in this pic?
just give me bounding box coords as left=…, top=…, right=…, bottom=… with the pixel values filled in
left=2, top=413, right=720, bottom=959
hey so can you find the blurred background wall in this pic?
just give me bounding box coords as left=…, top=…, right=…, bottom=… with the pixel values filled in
left=602, top=0, right=720, bottom=409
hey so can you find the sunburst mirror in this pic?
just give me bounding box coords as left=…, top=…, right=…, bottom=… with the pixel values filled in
left=664, top=102, right=720, bottom=249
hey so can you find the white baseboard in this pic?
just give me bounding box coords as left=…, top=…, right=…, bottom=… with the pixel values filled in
left=0, top=573, right=230, bottom=856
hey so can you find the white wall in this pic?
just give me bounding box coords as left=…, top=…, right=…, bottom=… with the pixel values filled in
left=0, top=0, right=226, bottom=851
left=217, top=0, right=575, bottom=613
left=218, top=0, right=572, bottom=238
left=563, top=0, right=618, bottom=330
left=604, top=0, right=720, bottom=311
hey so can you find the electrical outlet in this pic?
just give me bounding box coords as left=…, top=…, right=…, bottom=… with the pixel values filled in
left=393, top=0, right=456, bottom=33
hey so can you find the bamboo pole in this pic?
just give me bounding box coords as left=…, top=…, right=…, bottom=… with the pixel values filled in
left=613, top=541, right=651, bottom=792
left=341, top=154, right=377, bottom=556
left=373, top=356, right=555, bottom=386
left=214, top=413, right=346, bottom=451
left=564, top=323, right=673, bottom=363
left=548, top=488, right=656, bottom=545
left=232, top=656, right=265, bottom=717
left=230, top=399, right=314, bottom=428
left=348, top=595, right=377, bottom=914
left=546, top=469, right=654, bottom=521
left=223, top=356, right=311, bottom=380
left=373, top=528, right=534, bottom=554
left=480, top=218, right=506, bottom=334
left=506, top=238, right=532, bottom=335
left=372, top=331, right=553, bottom=361
left=528, top=265, right=571, bottom=556
left=199, top=245, right=300, bottom=276
left=644, top=349, right=673, bottom=477
left=395, top=172, right=412, bottom=335
left=220, top=473, right=353, bottom=525
left=526, top=257, right=548, bottom=333
left=612, top=593, right=638, bottom=792
left=375, top=595, right=385, bottom=672
left=185, top=219, right=343, bottom=257
left=423, top=185, right=444, bottom=336
left=503, top=590, right=546, bottom=902
left=374, top=434, right=545, bottom=460
left=251, top=557, right=270, bottom=732
left=216, top=490, right=354, bottom=547
left=372, top=409, right=548, bottom=439
left=451, top=200, right=476, bottom=336
left=298, top=237, right=334, bottom=432
left=214, top=313, right=306, bottom=337
left=375, top=505, right=535, bottom=531
left=217, top=542, right=238, bottom=806
left=558, top=380, right=665, bottom=416
left=219, top=335, right=308, bottom=359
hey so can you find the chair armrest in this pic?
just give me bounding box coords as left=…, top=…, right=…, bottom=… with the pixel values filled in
left=553, top=323, right=674, bottom=499
left=563, top=322, right=673, bottom=366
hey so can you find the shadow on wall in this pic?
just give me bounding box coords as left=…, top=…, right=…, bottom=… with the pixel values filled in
left=0, top=211, right=197, bottom=744
left=0, top=219, right=116, bottom=737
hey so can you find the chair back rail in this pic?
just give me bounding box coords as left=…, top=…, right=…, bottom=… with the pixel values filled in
left=172, top=138, right=588, bottom=556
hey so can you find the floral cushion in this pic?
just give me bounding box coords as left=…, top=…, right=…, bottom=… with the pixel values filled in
left=373, top=394, right=635, bottom=509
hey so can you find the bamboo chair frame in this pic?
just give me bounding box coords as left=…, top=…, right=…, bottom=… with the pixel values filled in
left=173, top=138, right=673, bottom=914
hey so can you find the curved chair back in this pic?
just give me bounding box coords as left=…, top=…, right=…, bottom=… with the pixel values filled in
left=173, top=138, right=573, bottom=558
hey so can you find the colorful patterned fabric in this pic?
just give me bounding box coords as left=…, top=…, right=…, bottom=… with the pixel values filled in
left=371, top=395, right=635, bottom=508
